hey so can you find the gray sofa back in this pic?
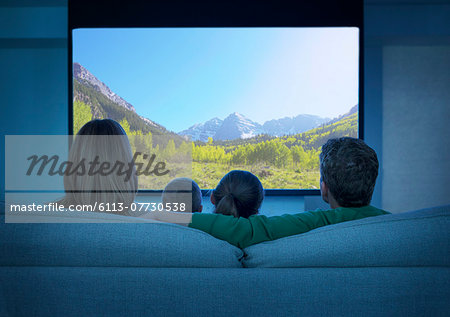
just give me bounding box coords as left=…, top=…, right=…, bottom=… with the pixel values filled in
left=243, top=205, right=450, bottom=268
left=1, top=205, right=449, bottom=269
left=0, top=221, right=244, bottom=268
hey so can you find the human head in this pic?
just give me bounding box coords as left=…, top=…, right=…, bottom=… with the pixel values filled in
left=63, top=119, right=138, bottom=214
left=319, top=137, right=378, bottom=208
left=211, top=170, right=264, bottom=218
left=162, top=178, right=203, bottom=213
left=76, top=118, right=128, bottom=136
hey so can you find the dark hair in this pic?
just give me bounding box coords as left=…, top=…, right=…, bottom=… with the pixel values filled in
left=319, top=137, right=378, bottom=207
left=77, top=119, right=127, bottom=136
left=212, top=170, right=264, bottom=218
left=162, top=178, right=202, bottom=213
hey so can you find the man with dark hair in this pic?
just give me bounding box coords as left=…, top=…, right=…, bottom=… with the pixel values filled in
left=319, top=137, right=379, bottom=208
left=151, top=137, right=389, bottom=248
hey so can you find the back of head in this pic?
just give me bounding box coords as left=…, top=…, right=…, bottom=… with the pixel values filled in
left=77, top=119, right=127, bottom=136
left=213, top=170, right=264, bottom=218
left=63, top=119, right=138, bottom=214
left=162, top=178, right=202, bottom=213
left=319, top=137, right=378, bottom=207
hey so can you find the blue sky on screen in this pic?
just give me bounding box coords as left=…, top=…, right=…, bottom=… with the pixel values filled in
left=73, top=27, right=358, bottom=132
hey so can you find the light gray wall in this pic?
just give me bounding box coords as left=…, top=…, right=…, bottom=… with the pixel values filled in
left=382, top=46, right=450, bottom=212
left=364, top=1, right=450, bottom=212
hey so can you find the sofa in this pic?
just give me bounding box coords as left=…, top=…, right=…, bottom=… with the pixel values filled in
left=1, top=204, right=449, bottom=317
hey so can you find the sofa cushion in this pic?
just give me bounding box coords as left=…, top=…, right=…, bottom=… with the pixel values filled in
left=0, top=211, right=244, bottom=268
left=243, top=205, right=450, bottom=268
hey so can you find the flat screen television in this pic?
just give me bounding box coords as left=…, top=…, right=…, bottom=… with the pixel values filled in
left=69, top=0, right=363, bottom=193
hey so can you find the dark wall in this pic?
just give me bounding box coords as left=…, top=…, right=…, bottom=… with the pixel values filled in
left=0, top=1, right=68, bottom=203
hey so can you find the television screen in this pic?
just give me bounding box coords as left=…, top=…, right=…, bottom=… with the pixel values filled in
left=72, top=27, right=359, bottom=190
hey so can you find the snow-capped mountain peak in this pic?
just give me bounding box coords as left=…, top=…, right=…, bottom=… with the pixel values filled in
left=213, top=113, right=261, bottom=140
left=179, top=117, right=223, bottom=142
left=179, top=112, right=331, bottom=142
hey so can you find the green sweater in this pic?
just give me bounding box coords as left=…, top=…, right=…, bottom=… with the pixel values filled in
left=189, top=205, right=390, bottom=248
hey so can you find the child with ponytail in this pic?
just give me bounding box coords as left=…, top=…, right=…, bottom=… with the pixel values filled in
left=211, top=170, right=264, bottom=218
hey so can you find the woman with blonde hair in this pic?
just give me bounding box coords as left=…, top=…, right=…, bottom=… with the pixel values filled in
left=59, top=119, right=138, bottom=216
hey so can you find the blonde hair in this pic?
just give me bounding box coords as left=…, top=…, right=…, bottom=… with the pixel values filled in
left=60, top=119, right=138, bottom=215
left=162, top=178, right=202, bottom=213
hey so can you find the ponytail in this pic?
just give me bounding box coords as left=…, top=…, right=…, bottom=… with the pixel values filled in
left=212, top=170, right=264, bottom=218
left=214, top=192, right=239, bottom=217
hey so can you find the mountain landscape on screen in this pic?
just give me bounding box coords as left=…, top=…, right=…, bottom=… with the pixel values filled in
left=73, top=62, right=173, bottom=137
left=179, top=112, right=330, bottom=142
left=74, top=63, right=332, bottom=142
left=73, top=63, right=358, bottom=189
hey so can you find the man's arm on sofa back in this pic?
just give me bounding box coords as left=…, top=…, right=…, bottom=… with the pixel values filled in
left=189, top=206, right=389, bottom=248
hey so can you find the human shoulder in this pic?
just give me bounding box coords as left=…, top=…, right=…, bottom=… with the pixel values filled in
left=342, top=205, right=390, bottom=216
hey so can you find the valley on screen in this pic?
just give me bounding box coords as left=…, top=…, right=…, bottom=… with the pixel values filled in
left=73, top=63, right=357, bottom=189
